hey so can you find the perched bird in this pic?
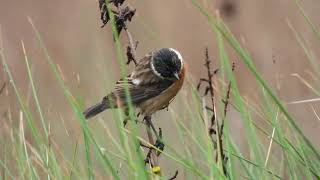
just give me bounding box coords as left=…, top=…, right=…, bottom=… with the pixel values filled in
left=83, top=48, right=185, bottom=119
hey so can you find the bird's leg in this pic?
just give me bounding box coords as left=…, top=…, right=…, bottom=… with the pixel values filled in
left=143, top=116, right=165, bottom=171
left=143, top=116, right=157, bottom=166
left=143, top=116, right=165, bottom=163
left=144, top=116, right=164, bottom=144
left=144, top=116, right=159, bottom=138
left=154, top=128, right=164, bottom=156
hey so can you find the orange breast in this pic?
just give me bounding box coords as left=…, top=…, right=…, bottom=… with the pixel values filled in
left=138, top=65, right=186, bottom=116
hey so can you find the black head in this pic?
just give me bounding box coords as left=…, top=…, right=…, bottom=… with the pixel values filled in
left=151, top=48, right=183, bottom=80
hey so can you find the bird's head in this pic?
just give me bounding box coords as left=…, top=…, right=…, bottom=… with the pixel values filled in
left=151, top=48, right=183, bottom=81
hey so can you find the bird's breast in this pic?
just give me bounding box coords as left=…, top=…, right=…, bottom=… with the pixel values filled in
left=138, top=65, right=186, bottom=116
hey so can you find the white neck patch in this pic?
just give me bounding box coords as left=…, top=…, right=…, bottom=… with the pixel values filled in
left=169, top=48, right=183, bottom=61
left=169, top=48, right=184, bottom=69
left=151, top=52, right=164, bottom=79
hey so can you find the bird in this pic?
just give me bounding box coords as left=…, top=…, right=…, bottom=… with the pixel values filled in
left=83, top=48, right=186, bottom=119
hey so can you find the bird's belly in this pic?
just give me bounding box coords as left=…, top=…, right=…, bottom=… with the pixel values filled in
left=138, top=81, right=184, bottom=116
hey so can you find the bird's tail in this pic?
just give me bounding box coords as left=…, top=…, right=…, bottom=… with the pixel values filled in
left=83, top=101, right=110, bottom=119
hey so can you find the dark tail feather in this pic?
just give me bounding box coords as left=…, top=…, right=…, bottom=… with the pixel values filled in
left=83, top=102, right=109, bottom=119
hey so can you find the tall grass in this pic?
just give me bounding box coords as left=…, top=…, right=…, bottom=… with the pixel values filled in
left=1, top=0, right=320, bottom=179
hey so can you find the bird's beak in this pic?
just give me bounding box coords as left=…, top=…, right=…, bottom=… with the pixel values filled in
left=174, top=73, right=180, bottom=80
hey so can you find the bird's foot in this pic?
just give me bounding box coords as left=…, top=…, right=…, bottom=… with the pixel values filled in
left=142, top=138, right=165, bottom=165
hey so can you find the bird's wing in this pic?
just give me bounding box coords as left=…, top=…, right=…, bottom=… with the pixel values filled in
left=103, top=54, right=173, bottom=107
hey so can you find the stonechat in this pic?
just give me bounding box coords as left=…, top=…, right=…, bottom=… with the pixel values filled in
left=83, top=48, right=185, bottom=119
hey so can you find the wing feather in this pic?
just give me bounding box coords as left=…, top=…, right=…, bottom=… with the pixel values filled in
left=103, top=54, right=173, bottom=107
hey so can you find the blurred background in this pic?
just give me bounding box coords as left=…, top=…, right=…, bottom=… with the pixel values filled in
left=1, top=0, right=320, bottom=178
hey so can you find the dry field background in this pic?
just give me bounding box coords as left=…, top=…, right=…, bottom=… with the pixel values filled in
left=1, top=0, right=320, bottom=178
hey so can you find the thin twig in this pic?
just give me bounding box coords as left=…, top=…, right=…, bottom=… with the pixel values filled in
left=223, top=82, right=231, bottom=117
left=0, top=82, right=6, bottom=95
left=197, top=48, right=228, bottom=176
left=220, top=62, right=235, bottom=135
left=114, top=5, right=138, bottom=65
left=204, top=48, right=216, bottom=127
left=168, top=170, right=179, bottom=180
left=124, top=27, right=138, bottom=65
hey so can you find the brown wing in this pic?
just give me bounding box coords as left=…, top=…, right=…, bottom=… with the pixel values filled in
left=102, top=54, right=174, bottom=108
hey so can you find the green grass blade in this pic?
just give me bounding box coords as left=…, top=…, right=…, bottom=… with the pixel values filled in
left=190, top=0, right=320, bottom=162
left=28, top=17, right=120, bottom=180
left=21, top=40, right=49, bottom=138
